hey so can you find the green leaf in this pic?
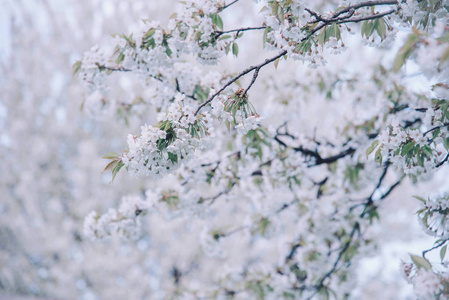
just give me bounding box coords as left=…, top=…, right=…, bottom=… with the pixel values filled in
left=362, top=21, right=375, bottom=38
left=115, top=52, right=125, bottom=64
left=111, top=161, right=124, bottom=183
left=232, top=43, right=239, bottom=57
left=210, top=13, right=224, bottom=30
left=143, top=28, right=156, bottom=39
left=418, top=153, right=424, bottom=167
left=278, top=5, right=284, bottom=23
left=103, top=152, right=119, bottom=159
left=225, top=119, right=231, bottom=132
left=165, top=46, right=172, bottom=56
left=318, top=26, right=327, bottom=46
left=401, top=141, right=415, bottom=156
left=375, top=147, right=382, bottom=165
left=274, top=57, right=280, bottom=69
left=361, top=20, right=368, bottom=38
left=102, top=159, right=117, bottom=174
left=441, top=245, right=447, bottom=262
left=413, top=195, right=427, bottom=203
left=225, top=42, right=231, bottom=54
left=367, top=22, right=376, bottom=37
left=444, top=138, right=449, bottom=150
left=259, top=6, right=269, bottom=13
left=72, top=60, right=82, bottom=75
left=422, top=145, right=433, bottom=157
left=216, top=15, right=224, bottom=30
left=366, top=140, right=379, bottom=158
left=263, top=27, right=270, bottom=47
left=393, top=33, right=419, bottom=72
left=375, top=18, right=387, bottom=40
left=330, top=23, right=341, bottom=40
left=168, top=152, right=178, bottom=163
left=410, top=254, right=432, bottom=270
left=439, top=46, right=449, bottom=67
left=430, top=0, right=438, bottom=9
left=219, top=35, right=232, bottom=40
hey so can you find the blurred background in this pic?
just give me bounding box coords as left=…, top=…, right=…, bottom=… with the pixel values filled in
left=0, top=0, right=442, bottom=299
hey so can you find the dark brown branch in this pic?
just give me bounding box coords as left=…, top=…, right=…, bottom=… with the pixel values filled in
left=242, top=68, right=260, bottom=98
left=423, top=239, right=448, bottom=258
left=331, top=0, right=398, bottom=18
left=423, top=122, right=449, bottom=136
left=205, top=182, right=235, bottom=206
left=380, top=178, right=402, bottom=200
left=222, top=225, right=249, bottom=237
left=215, top=26, right=266, bottom=38
left=303, top=0, right=399, bottom=41
left=307, top=222, right=360, bottom=300
left=337, top=8, right=398, bottom=24
left=274, top=135, right=355, bottom=166
left=304, top=8, right=327, bottom=23
left=218, top=0, right=239, bottom=12
left=195, top=50, right=287, bottom=115
left=103, top=66, right=131, bottom=72
left=367, top=162, right=390, bottom=204
left=309, top=147, right=355, bottom=166
left=436, top=153, right=449, bottom=168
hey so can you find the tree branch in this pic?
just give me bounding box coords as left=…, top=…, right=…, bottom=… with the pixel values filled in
left=242, top=67, right=260, bottom=98
left=436, top=152, right=449, bottom=168
left=423, top=122, right=449, bottom=136
left=331, top=0, right=398, bottom=18
left=337, top=8, right=398, bottom=24
left=196, top=0, right=400, bottom=116
left=195, top=50, right=287, bottom=115
left=367, top=162, right=390, bottom=203
left=423, top=239, right=448, bottom=258
left=215, top=26, right=266, bottom=38
left=307, top=222, right=360, bottom=299
left=218, top=0, right=239, bottom=12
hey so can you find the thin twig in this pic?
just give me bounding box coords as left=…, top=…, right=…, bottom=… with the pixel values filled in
left=331, top=0, right=398, bottom=18
left=242, top=68, right=260, bottom=98
left=307, top=222, right=360, bottom=300
left=219, top=0, right=239, bottom=11
left=367, top=162, right=391, bottom=203
left=423, top=122, right=449, bottom=136
left=195, top=50, right=287, bottom=115
left=215, top=26, right=266, bottom=38
left=423, top=239, right=448, bottom=258
left=103, top=66, right=131, bottom=72
left=337, top=9, right=398, bottom=24
left=436, top=153, right=449, bottom=168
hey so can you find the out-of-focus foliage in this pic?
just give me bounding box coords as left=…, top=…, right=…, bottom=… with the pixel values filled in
left=2, top=0, right=449, bottom=299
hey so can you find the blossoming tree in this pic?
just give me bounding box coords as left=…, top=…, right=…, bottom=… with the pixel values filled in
left=71, top=0, right=449, bottom=298
left=3, top=0, right=449, bottom=299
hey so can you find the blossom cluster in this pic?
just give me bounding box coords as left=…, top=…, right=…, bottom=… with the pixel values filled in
left=399, top=0, right=449, bottom=31
left=78, top=45, right=108, bottom=92
left=261, top=0, right=327, bottom=67
left=145, top=186, right=209, bottom=219
left=212, top=89, right=262, bottom=134
left=170, top=0, right=231, bottom=64
left=417, top=194, right=449, bottom=237
left=121, top=94, right=213, bottom=178
left=83, top=196, right=150, bottom=241
left=260, top=0, right=399, bottom=67
left=374, top=123, right=434, bottom=175
left=401, top=259, right=448, bottom=300
left=412, top=269, right=445, bottom=299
